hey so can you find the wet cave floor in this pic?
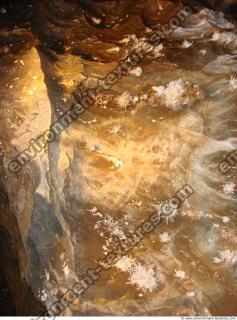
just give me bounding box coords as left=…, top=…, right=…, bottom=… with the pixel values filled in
left=0, top=0, right=237, bottom=316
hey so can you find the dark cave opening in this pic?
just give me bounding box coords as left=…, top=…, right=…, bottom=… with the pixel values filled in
left=0, top=225, right=46, bottom=316
left=0, top=268, right=16, bottom=316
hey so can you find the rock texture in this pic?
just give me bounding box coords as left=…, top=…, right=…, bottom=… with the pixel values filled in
left=0, top=0, right=237, bottom=316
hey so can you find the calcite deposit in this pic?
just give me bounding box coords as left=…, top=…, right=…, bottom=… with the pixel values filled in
left=0, top=0, right=237, bottom=316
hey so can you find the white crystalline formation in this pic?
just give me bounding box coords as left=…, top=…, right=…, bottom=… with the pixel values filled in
left=108, top=124, right=122, bottom=134
left=152, top=79, right=189, bottom=111
left=222, top=216, right=230, bottom=224
left=181, top=40, right=192, bottom=48
left=200, top=49, right=207, bottom=56
left=127, top=262, right=159, bottom=292
left=214, top=76, right=237, bottom=96
left=130, top=67, right=143, bottom=77
left=38, top=289, right=48, bottom=302
left=115, top=91, right=133, bottom=109
left=175, top=269, right=186, bottom=279
left=116, top=257, right=159, bottom=292
left=115, top=256, right=135, bottom=272
left=211, top=32, right=220, bottom=41
left=223, top=182, right=235, bottom=195
left=152, top=201, right=179, bottom=223
left=152, top=44, right=164, bottom=58
left=219, top=249, right=237, bottom=264
left=103, top=216, right=126, bottom=240
left=159, top=232, right=172, bottom=243
left=227, top=76, right=237, bottom=91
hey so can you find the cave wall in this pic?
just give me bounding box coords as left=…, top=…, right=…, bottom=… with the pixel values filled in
left=0, top=0, right=236, bottom=316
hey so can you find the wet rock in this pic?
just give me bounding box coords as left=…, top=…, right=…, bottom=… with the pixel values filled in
left=0, top=0, right=237, bottom=316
